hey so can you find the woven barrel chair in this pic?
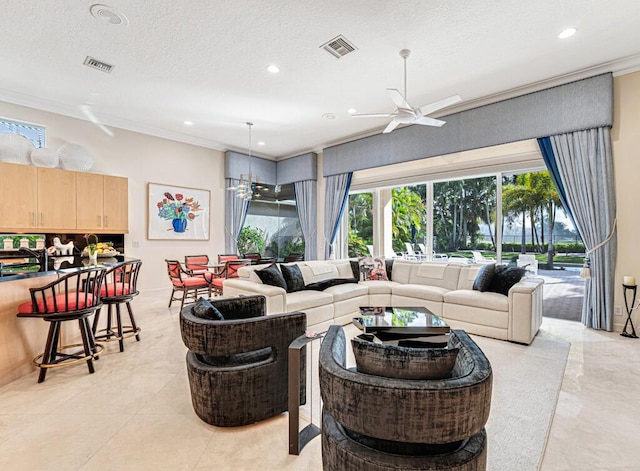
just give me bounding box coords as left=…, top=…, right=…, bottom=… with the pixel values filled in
left=319, top=326, right=493, bottom=471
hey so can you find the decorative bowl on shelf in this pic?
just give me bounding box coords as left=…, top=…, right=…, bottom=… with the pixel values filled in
left=81, top=248, right=119, bottom=258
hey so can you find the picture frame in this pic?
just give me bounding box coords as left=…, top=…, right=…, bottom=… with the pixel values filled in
left=147, top=182, right=210, bottom=240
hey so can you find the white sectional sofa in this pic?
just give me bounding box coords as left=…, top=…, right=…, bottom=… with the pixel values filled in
left=222, top=259, right=543, bottom=345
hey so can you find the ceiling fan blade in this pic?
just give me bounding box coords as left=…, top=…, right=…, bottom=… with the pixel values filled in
left=351, top=113, right=395, bottom=118
left=387, top=89, right=411, bottom=110
left=383, top=120, right=400, bottom=134
left=80, top=105, right=114, bottom=137
left=414, top=116, right=446, bottom=127
left=418, top=94, right=462, bottom=117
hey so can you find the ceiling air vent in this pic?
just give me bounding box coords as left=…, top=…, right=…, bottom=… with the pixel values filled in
left=83, top=56, right=114, bottom=74
left=320, top=35, right=357, bottom=59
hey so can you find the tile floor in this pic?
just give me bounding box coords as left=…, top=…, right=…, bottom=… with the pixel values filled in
left=0, top=291, right=638, bottom=470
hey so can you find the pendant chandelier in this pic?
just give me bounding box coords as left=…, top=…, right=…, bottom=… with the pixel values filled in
left=230, top=122, right=262, bottom=201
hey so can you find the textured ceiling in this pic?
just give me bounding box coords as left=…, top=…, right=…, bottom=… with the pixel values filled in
left=1, top=0, right=640, bottom=159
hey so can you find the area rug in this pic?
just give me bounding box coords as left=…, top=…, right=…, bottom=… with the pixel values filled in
left=472, top=334, right=570, bottom=471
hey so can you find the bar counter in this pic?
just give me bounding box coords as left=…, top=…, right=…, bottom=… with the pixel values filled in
left=0, top=255, right=139, bottom=387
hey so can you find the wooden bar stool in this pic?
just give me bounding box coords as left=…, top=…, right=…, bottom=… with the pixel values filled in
left=16, top=267, right=107, bottom=383
left=92, top=260, right=142, bottom=352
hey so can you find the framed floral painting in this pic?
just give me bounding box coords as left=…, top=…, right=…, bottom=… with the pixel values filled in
left=147, top=183, right=210, bottom=240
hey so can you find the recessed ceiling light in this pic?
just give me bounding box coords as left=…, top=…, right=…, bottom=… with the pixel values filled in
left=266, top=64, right=280, bottom=74
left=183, top=120, right=193, bottom=126
left=258, top=141, right=265, bottom=146
left=322, top=113, right=336, bottom=120
left=558, top=28, right=576, bottom=39
left=348, top=108, right=357, bottom=114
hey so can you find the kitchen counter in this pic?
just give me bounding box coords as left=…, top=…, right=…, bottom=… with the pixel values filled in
left=0, top=254, right=132, bottom=282
left=0, top=254, right=140, bottom=387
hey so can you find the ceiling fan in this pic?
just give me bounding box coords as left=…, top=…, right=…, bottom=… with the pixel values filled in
left=352, top=49, right=461, bottom=133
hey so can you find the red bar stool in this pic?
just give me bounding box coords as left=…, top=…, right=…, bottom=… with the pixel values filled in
left=92, top=260, right=142, bottom=352
left=16, top=267, right=107, bottom=383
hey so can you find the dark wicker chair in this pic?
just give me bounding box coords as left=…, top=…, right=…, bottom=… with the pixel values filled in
left=180, top=295, right=307, bottom=427
left=319, top=326, right=493, bottom=471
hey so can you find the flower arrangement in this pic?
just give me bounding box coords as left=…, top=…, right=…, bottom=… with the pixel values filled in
left=156, top=192, right=202, bottom=233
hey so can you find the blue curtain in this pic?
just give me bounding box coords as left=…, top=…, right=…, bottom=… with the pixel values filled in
left=323, top=172, right=353, bottom=259
left=548, top=128, right=617, bottom=331
left=537, top=137, right=577, bottom=230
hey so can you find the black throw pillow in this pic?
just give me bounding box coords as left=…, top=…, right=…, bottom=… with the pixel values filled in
left=473, top=263, right=496, bottom=292
left=255, top=263, right=288, bottom=290
left=305, top=278, right=359, bottom=291
left=280, top=263, right=305, bottom=293
left=192, top=297, right=224, bottom=320
left=487, top=266, right=528, bottom=296
left=349, top=259, right=361, bottom=280
left=385, top=258, right=394, bottom=281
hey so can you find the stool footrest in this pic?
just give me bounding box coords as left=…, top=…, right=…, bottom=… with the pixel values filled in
left=33, top=343, right=104, bottom=369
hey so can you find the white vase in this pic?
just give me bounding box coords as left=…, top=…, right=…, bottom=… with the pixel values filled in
left=88, top=252, right=98, bottom=265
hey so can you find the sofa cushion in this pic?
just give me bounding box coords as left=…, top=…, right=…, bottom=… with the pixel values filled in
left=473, top=263, right=496, bottom=292
left=358, top=257, right=389, bottom=281
left=393, top=283, right=450, bottom=303
left=444, top=289, right=509, bottom=311
left=305, top=278, right=358, bottom=291
left=351, top=335, right=459, bottom=380
left=488, top=266, right=528, bottom=296
left=286, top=290, right=334, bottom=311
left=255, top=263, right=288, bottom=290
left=323, top=282, right=368, bottom=303
left=411, top=263, right=462, bottom=290
left=192, top=297, right=225, bottom=320
left=280, top=263, right=305, bottom=293
left=359, top=280, right=400, bottom=295
left=299, top=262, right=340, bottom=284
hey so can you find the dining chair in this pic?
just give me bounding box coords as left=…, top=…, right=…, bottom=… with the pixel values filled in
left=242, top=253, right=262, bottom=264
left=184, top=254, right=211, bottom=275
left=165, top=259, right=212, bottom=309
left=210, top=259, right=251, bottom=296
left=283, top=254, right=303, bottom=262
left=218, top=253, right=239, bottom=264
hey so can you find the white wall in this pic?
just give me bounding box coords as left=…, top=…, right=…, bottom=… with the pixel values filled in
left=0, top=101, right=226, bottom=292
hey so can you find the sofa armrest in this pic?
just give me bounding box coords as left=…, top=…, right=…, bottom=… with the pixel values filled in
left=222, top=278, right=287, bottom=314
left=508, top=278, right=544, bottom=344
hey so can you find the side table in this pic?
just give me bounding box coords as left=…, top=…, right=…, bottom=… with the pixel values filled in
left=288, top=332, right=323, bottom=455
left=621, top=284, right=638, bottom=338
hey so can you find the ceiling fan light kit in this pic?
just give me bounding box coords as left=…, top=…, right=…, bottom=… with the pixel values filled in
left=352, top=49, right=461, bottom=133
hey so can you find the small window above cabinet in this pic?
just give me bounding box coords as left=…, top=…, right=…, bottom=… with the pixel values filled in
left=76, top=173, right=128, bottom=233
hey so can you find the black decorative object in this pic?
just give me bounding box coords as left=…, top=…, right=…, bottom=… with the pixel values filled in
left=621, top=284, right=638, bottom=339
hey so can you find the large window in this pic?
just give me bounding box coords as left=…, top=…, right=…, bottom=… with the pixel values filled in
left=433, top=176, right=497, bottom=260
left=391, top=184, right=426, bottom=256
left=240, top=183, right=304, bottom=259
left=347, top=192, right=373, bottom=257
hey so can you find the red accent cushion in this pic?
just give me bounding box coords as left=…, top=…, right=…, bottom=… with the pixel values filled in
left=101, top=282, right=131, bottom=297
left=211, top=279, right=224, bottom=288
left=18, top=293, right=96, bottom=314
left=183, top=276, right=210, bottom=288
left=185, top=256, right=209, bottom=271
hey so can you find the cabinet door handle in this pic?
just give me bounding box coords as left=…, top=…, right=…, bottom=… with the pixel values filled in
left=31, top=212, right=35, bottom=225
left=105, top=215, right=109, bottom=227
left=98, top=215, right=102, bottom=227
left=40, top=213, right=43, bottom=226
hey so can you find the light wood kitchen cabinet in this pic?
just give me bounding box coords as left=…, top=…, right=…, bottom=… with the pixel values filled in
left=76, top=173, right=128, bottom=233
left=0, top=162, right=38, bottom=229
left=0, top=162, right=127, bottom=233
left=36, top=167, right=77, bottom=231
